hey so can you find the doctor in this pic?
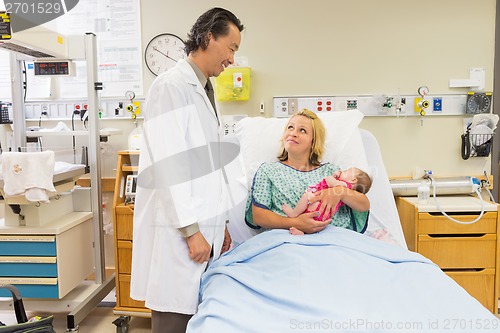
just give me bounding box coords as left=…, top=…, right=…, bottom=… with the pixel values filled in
left=130, top=7, right=244, bottom=333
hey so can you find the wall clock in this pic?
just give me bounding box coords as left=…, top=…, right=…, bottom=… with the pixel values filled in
left=144, top=33, right=186, bottom=76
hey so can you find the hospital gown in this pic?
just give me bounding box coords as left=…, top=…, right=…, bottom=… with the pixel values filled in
left=245, top=162, right=368, bottom=232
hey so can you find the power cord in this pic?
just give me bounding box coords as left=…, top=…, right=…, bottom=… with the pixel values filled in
left=428, top=173, right=485, bottom=225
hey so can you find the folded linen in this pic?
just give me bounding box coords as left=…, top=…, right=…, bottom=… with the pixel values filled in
left=1, top=151, right=56, bottom=203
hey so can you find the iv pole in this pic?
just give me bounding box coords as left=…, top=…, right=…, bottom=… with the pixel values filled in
left=66, top=33, right=115, bottom=332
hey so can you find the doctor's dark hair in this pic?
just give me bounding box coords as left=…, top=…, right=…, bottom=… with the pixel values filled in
left=184, top=7, right=244, bottom=55
left=278, top=109, right=326, bottom=167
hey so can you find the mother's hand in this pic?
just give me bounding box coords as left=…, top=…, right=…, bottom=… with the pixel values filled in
left=252, top=205, right=329, bottom=234
left=292, top=212, right=331, bottom=234
left=308, top=186, right=344, bottom=221
left=310, top=186, right=370, bottom=218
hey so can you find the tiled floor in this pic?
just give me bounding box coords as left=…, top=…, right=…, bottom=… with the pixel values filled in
left=0, top=287, right=151, bottom=333
left=0, top=304, right=151, bottom=333
left=53, top=306, right=151, bottom=333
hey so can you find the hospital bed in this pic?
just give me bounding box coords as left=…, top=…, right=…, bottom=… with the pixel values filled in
left=186, top=110, right=500, bottom=333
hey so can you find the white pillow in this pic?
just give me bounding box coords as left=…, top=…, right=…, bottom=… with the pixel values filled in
left=234, top=110, right=368, bottom=188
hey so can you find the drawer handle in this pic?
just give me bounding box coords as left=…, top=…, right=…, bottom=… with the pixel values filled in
left=442, top=268, right=486, bottom=272
left=427, top=233, right=486, bottom=238
left=427, top=212, right=486, bottom=216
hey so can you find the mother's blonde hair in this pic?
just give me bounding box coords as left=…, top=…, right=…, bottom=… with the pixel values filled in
left=278, top=109, right=326, bottom=166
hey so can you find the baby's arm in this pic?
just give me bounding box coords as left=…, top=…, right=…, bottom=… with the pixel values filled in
left=325, top=175, right=349, bottom=188
left=282, top=191, right=311, bottom=218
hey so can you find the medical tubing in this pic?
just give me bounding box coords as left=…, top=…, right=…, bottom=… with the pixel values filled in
left=484, top=186, right=495, bottom=203
left=461, top=130, right=471, bottom=160
left=429, top=176, right=484, bottom=225
left=71, top=110, right=77, bottom=163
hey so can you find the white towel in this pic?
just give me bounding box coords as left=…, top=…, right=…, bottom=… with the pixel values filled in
left=2, top=151, right=56, bottom=203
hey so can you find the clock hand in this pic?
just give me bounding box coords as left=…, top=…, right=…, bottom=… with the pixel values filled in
left=153, top=47, right=178, bottom=62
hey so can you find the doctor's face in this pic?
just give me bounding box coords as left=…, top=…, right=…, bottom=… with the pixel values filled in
left=283, top=115, right=314, bottom=157
left=206, top=22, right=241, bottom=77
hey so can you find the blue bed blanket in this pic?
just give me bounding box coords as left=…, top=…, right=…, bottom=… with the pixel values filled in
left=187, top=226, right=499, bottom=332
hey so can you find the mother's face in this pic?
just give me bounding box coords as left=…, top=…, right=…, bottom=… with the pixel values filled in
left=282, top=115, right=314, bottom=157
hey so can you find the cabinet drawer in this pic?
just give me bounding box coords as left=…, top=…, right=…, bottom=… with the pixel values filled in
left=0, top=236, right=56, bottom=256
left=118, top=273, right=146, bottom=308
left=418, top=234, right=496, bottom=268
left=446, top=269, right=496, bottom=313
left=417, top=212, right=497, bottom=234
left=0, top=257, right=57, bottom=277
left=115, top=205, right=134, bottom=240
left=117, top=241, right=132, bottom=274
left=0, top=277, right=59, bottom=298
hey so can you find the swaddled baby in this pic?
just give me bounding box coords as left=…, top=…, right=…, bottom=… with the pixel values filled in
left=283, top=167, right=371, bottom=235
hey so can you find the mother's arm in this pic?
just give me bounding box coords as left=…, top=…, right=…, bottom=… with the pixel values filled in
left=252, top=205, right=330, bottom=234
left=310, top=186, right=370, bottom=218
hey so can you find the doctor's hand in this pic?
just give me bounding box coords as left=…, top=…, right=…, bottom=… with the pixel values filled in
left=292, top=212, right=330, bottom=234
left=221, top=227, right=232, bottom=254
left=186, top=232, right=211, bottom=263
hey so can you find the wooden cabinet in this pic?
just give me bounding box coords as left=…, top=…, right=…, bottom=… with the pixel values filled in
left=396, top=196, right=500, bottom=313
left=112, top=151, right=150, bottom=316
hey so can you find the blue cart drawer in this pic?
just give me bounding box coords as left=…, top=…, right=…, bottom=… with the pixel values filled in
left=0, top=236, right=56, bottom=256
left=0, top=278, right=59, bottom=298
left=0, top=257, right=57, bottom=277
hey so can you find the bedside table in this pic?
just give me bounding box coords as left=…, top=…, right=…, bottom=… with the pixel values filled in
left=396, top=196, right=499, bottom=313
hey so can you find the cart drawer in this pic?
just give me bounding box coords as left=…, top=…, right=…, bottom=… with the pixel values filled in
left=117, top=240, right=132, bottom=274
left=115, top=206, right=134, bottom=240
left=418, top=234, right=496, bottom=268
left=445, top=268, right=496, bottom=313
left=0, top=236, right=56, bottom=256
left=0, top=256, right=57, bottom=277
left=417, top=211, right=497, bottom=234
left=118, top=273, right=146, bottom=308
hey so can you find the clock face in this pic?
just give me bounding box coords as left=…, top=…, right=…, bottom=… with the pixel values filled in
left=466, top=92, right=493, bottom=114
left=145, top=33, right=186, bottom=76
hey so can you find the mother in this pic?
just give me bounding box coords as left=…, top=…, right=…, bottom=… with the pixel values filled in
left=245, top=109, right=370, bottom=234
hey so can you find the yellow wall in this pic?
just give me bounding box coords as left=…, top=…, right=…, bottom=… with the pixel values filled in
left=140, top=0, right=496, bottom=177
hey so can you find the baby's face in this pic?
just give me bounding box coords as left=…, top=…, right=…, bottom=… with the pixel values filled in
left=334, top=168, right=357, bottom=182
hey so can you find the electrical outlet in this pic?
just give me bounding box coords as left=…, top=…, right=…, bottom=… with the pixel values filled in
left=115, top=102, right=124, bottom=116
left=347, top=99, right=357, bottom=110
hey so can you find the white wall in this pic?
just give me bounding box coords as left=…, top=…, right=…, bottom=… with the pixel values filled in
left=139, top=0, right=496, bottom=177
left=2, top=0, right=495, bottom=178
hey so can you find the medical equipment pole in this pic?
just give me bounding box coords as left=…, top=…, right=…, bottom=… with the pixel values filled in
left=85, top=33, right=105, bottom=285
left=66, top=35, right=116, bottom=328
left=9, top=53, right=27, bottom=151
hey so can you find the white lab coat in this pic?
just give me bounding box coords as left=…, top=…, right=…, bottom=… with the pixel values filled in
left=130, top=59, right=228, bottom=314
